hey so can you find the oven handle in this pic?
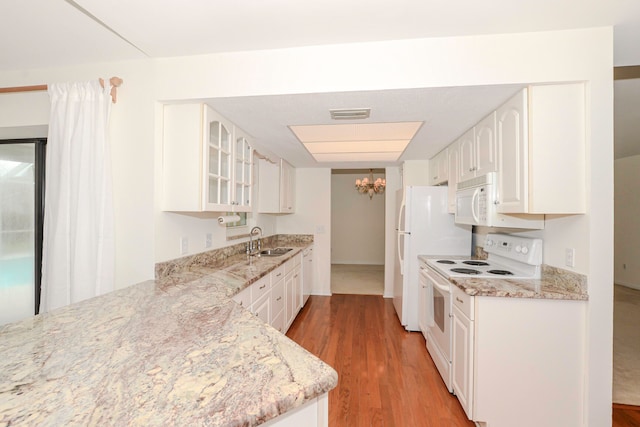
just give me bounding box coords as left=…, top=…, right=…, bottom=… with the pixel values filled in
left=423, top=268, right=452, bottom=295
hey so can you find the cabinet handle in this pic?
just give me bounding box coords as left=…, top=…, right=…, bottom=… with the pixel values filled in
left=276, top=273, right=282, bottom=277
left=276, top=296, right=282, bottom=301
left=456, top=297, right=464, bottom=304
left=294, top=274, right=298, bottom=278
left=259, top=284, right=266, bottom=290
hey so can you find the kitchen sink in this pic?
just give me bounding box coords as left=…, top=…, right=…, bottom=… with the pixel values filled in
left=259, top=248, right=293, bottom=257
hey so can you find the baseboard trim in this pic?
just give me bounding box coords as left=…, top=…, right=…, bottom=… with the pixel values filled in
left=615, top=282, right=640, bottom=291
left=613, top=403, right=640, bottom=411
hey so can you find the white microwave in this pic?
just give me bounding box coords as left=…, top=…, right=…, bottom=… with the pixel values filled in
left=455, top=173, right=544, bottom=229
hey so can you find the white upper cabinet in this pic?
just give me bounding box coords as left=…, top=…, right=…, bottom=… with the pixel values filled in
left=280, top=159, right=295, bottom=213
left=233, top=128, right=253, bottom=212
left=162, top=103, right=253, bottom=213
left=460, top=113, right=497, bottom=182
left=447, top=140, right=460, bottom=214
left=496, top=84, right=586, bottom=214
left=429, top=147, right=449, bottom=185
left=258, top=158, right=296, bottom=214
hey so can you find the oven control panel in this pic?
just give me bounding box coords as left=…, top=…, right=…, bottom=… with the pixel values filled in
left=484, top=233, right=542, bottom=265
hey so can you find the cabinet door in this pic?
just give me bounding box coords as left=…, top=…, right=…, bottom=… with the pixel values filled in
left=429, top=148, right=448, bottom=185
left=458, top=128, right=476, bottom=182
left=233, top=131, right=253, bottom=212
left=293, top=267, right=302, bottom=316
left=447, top=141, right=460, bottom=214
left=452, top=305, right=474, bottom=420
left=252, top=293, right=271, bottom=325
left=284, top=271, right=295, bottom=330
left=271, top=278, right=285, bottom=322
left=302, top=248, right=313, bottom=306
left=496, top=89, right=528, bottom=213
left=204, top=106, right=234, bottom=211
left=418, top=268, right=429, bottom=340
left=474, top=111, right=497, bottom=177
left=280, top=159, right=295, bottom=213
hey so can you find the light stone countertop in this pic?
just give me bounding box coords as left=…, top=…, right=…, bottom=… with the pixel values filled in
left=0, top=243, right=337, bottom=426
left=418, top=255, right=588, bottom=301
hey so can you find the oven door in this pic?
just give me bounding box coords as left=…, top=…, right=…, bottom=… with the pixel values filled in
left=424, top=267, right=454, bottom=392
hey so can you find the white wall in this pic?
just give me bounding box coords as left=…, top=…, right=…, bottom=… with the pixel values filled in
left=277, top=168, right=331, bottom=296
left=614, top=155, right=640, bottom=290
left=0, top=26, right=614, bottom=425
left=331, top=172, right=385, bottom=265
left=384, top=167, right=402, bottom=297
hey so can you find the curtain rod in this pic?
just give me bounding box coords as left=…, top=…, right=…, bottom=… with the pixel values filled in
left=0, top=76, right=124, bottom=103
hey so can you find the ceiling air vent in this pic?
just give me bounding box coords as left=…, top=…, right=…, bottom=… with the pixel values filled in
left=329, top=108, right=371, bottom=120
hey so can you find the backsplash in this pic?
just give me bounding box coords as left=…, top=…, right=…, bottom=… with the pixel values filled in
left=474, top=245, right=587, bottom=294
left=155, top=234, right=313, bottom=279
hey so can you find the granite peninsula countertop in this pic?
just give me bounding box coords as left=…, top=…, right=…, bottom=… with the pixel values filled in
left=418, top=255, right=588, bottom=301
left=0, top=237, right=337, bottom=426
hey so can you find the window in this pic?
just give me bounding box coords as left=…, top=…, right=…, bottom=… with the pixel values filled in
left=0, top=139, right=46, bottom=324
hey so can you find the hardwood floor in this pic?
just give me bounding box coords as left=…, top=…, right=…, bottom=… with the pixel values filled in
left=287, top=294, right=640, bottom=427
left=286, top=295, right=474, bottom=427
left=613, top=404, right=640, bottom=427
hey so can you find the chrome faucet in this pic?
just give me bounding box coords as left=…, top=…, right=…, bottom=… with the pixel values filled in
left=248, top=226, right=263, bottom=255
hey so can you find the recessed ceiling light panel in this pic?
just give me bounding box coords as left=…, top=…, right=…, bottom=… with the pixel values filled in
left=289, top=121, right=423, bottom=164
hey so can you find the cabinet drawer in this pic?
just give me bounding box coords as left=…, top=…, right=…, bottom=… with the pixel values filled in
left=452, top=285, right=474, bottom=320
left=272, top=264, right=285, bottom=282
left=251, top=275, right=270, bottom=302
left=284, top=258, right=296, bottom=274
left=271, top=278, right=285, bottom=316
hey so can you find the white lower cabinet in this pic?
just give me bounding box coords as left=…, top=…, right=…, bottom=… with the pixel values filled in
left=262, top=393, right=328, bottom=427
left=284, top=254, right=303, bottom=331
left=271, top=278, right=286, bottom=333
left=301, top=247, right=314, bottom=306
left=450, top=285, right=586, bottom=427
left=451, top=288, right=474, bottom=420
left=252, top=293, right=271, bottom=325
left=418, top=264, right=429, bottom=340
left=232, top=252, right=306, bottom=334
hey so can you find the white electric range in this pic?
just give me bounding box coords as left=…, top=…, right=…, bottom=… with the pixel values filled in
left=427, top=233, right=543, bottom=280
left=421, top=233, right=543, bottom=394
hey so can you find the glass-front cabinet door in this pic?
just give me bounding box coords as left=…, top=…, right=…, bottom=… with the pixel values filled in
left=233, top=132, right=253, bottom=212
left=204, top=107, right=233, bottom=211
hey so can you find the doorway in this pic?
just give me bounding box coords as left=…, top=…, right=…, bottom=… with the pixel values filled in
left=0, top=139, right=46, bottom=325
left=330, top=169, right=385, bottom=295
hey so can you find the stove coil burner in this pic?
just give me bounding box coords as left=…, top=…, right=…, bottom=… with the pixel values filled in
left=487, top=270, right=514, bottom=276
left=436, top=260, right=456, bottom=264
left=450, top=268, right=481, bottom=275
left=462, top=260, right=490, bottom=266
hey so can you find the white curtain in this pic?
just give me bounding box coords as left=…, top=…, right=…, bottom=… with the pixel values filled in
left=40, top=80, right=115, bottom=313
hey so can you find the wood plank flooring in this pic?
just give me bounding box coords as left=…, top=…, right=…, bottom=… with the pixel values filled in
left=288, top=294, right=640, bottom=427
left=613, top=404, right=640, bottom=427
left=286, top=295, right=474, bottom=427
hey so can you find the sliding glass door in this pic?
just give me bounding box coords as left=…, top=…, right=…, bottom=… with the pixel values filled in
left=0, top=139, right=45, bottom=325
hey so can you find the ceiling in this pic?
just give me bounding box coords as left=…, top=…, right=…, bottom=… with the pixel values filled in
left=2, top=0, right=640, bottom=165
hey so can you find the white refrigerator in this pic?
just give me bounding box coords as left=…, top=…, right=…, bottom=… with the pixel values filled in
left=393, top=186, right=471, bottom=331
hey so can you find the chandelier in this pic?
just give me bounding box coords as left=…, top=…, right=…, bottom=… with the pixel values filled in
left=355, top=169, right=386, bottom=199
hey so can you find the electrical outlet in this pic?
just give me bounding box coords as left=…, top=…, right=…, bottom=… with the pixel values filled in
left=565, top=248, right=575, bottom=268
left=180, top=236, right=189, bottom=255
left=205, top=233, right=213, bottom=248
